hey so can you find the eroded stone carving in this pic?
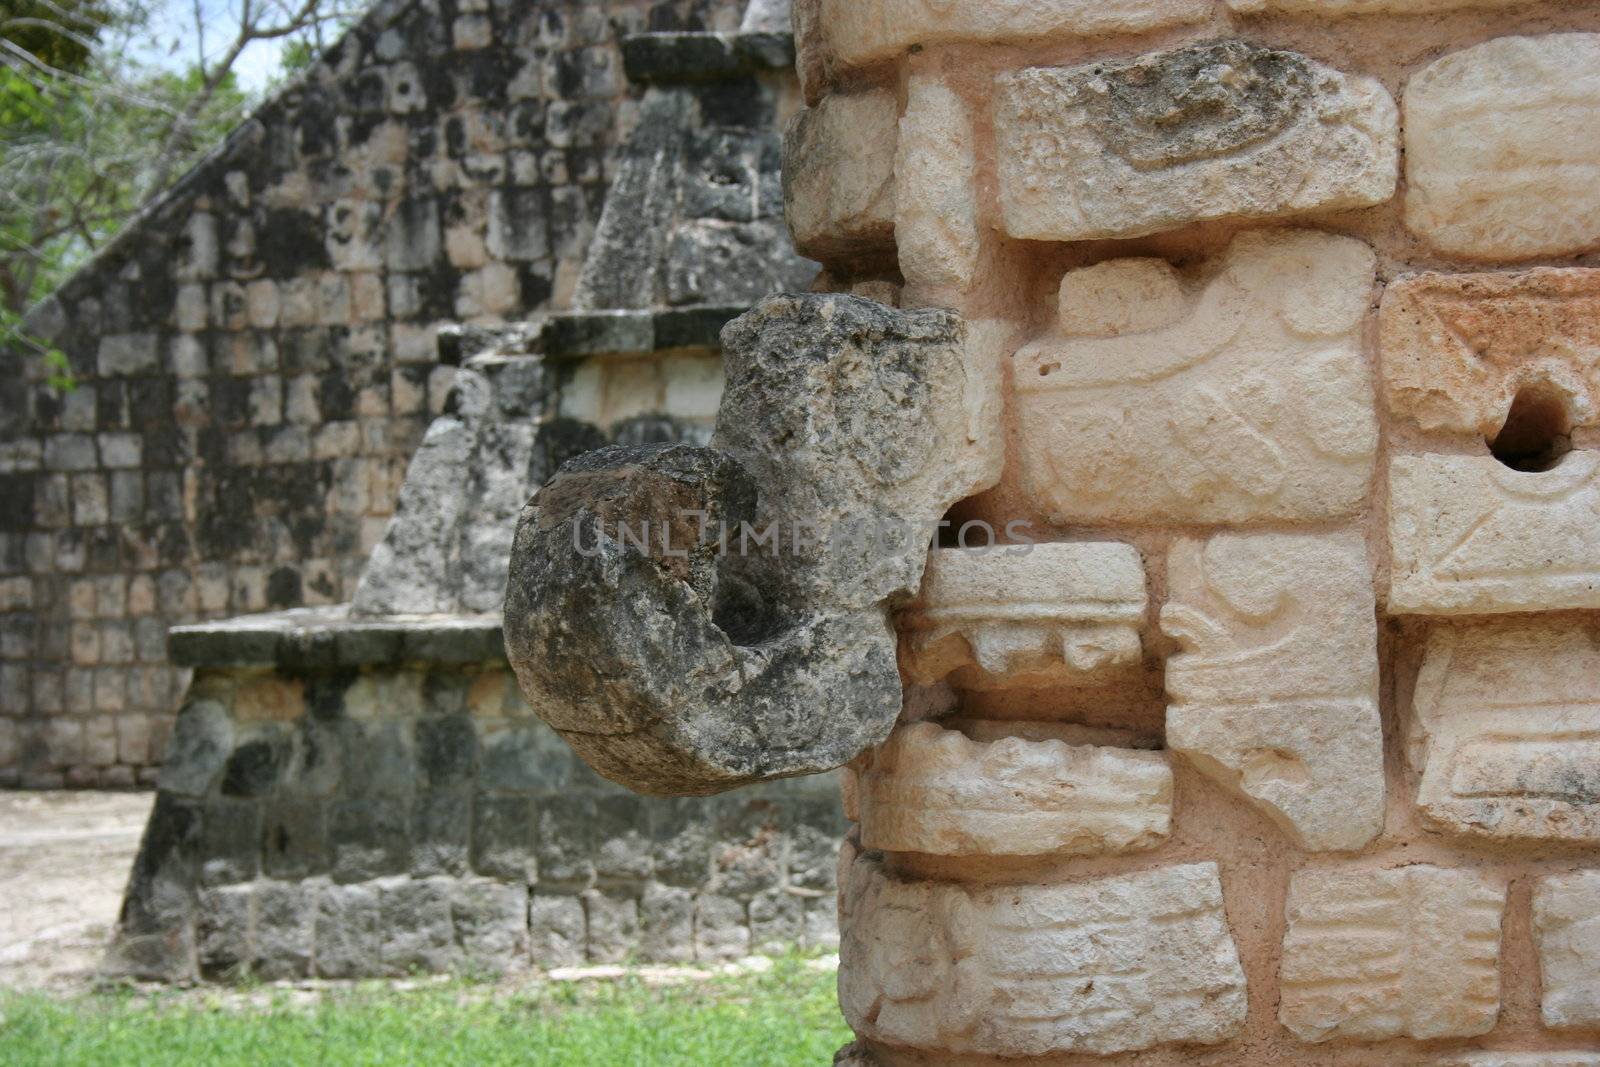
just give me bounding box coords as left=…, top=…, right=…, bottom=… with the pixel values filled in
left=895, top=74, right=980, bottom=296
left=839, top=855, right=1247, bottom=1057
left=783, top=89, right=898, bottom=265
left=853, top=721, right=1172, bottom=856
left=1230, top=0, right=1529, bottom=11
left=1380, top=269, right=1600, bottom=437
left=1437, top=1056, right=1600, bottom=1067
left=898, top=543, right=1146, bottom=690
left=811, top=0, right=1209, bottom=73
left=1280, top=865, right=1507, bottom=1042
left=1409, top=621, right=1600, bottom=843
left=1164, top=532, right=1385, bottom=850
left=995, top=41, right=1398, bottom=242
left=1389, top=452, right=1600, bottom=615
left=504, top=294, right=1000, bottom=795
left=1014, top=230, right=1379, bottom=525
left=1532, top=871, right=1600, bottom=1031
left=1405, top=33, right=1600, bottom=259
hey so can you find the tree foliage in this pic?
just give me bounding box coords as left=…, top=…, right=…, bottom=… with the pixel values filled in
left=0, top=0, right=355, bottom=326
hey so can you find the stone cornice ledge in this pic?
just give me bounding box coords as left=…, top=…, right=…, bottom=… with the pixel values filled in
left=168, top=608, right=505, bottom=670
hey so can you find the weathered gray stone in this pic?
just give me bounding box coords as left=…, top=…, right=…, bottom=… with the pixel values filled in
left=196, top=885, right=252, bottom=980
left=695, top=893, right=749, bottom=961
left=157, top=698, right=234, bottom=797
left=749, top=888, right=804, bottom=954
left=314, top=881, right=383, bottom=979
left=639, top=883, right=695, bottom=963
left=505, top=294, right=1001, bottom=795
left=529, top=894, right=587, bottom=968
left=379, top=877, right=457, bottom=975
left=472, top=794, right=537, bottom=881
left=452, top=880, right=529, bottom=974
left=582, top=889, right=638, bottom=964
left=253, top=881, right=313, bottom=979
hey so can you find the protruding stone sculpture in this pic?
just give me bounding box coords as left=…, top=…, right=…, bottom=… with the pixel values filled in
left=504, top=3, right=1600, bottom=1064
left=504, top=293, right=1000, bottom=795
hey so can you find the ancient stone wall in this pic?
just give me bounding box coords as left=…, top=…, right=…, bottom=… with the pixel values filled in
left=501, top=1, right=1600, bottom=1063
left=108, top=612, right=841, bottom=981
left=781, top=3, right=1600, bottom=1062
left=0, top=0, right=755, bottom=787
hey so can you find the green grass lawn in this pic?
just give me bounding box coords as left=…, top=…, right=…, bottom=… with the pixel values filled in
left=0, top=960, right=851, bottom=1066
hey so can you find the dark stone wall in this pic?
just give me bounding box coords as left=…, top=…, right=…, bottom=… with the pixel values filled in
left=110, top=655, right=843, bottom=980
left=0, top=0, right=753, bottom=786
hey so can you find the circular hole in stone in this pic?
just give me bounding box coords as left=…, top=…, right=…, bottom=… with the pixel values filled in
left=1488, top=382, right=1573, bottom=472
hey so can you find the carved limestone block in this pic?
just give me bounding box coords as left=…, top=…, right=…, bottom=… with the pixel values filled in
left=813, top=0, right=1209, bottom=73
left=895, top=74, right=980, bottom=295
left=1163, top=532, right=1385, bottom=850
left=839, top=855, right=1247, bottom=1057
left=1230, top=0, right=1529, bottom=12
left=1380, top=269, right=1600, bottom=437
left=854, top=721, right=1172, bottom=857
left=783, top=89, right=898, bottom=265
left=994, top=40, right=1398, bottom=242
left=1405, top=34, right=1600, bottom=259
left=1408, top=621, right=1600, bottom=843
left=897, top=542, right=1146, bottom=690
left=1436, top=1056, right=1600, bottom=1067
left=1388, top=452, right=1600, bottom=615
left=1533, top=871, right=1600, bottom=1031
left=504, top=295, right=1002, bottom=795
left=1280, top=865, right=1507, bottom=1042
left=1014, top=230, right=1379, bottom=525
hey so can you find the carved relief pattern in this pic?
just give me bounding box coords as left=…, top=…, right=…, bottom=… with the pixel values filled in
left=1410, top=622, right=1600, bottom=843
left=839, top=855, right=1248, bottom=1057
left=1013, top=231, right=1379, bottom=525
left=1389, top=452, right=1600, bottom=615
left=1280, top=865, right=1507, bottom=1042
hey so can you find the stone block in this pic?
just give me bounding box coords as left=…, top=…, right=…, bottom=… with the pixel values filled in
left=857, top=722, right=1171, bottom=857
left=379, top=877, right=457, bottom=975
left=198, top=798, right=261, bottom=886
left=582, top=889, right=638, bottom=964
left=314, top=881, right=383, bottom=978
left=840, top=857, right=1246, bottom=1057
left=262, top=797, right=331, bottom=879
left=253, top=881, right=313, bottom=980
left=898, top=543, right=1146, bottom=690
left=1389, top=452, right=1600, bottom=615
left=1408, top=621, right=1600, bottom=843
left=1280, top=865, right=1506, bottom=1041
left=995, top=41, right=1397, bottom=242
left=749, top=888, right=804, bottom=955
left=528, top=894, right=586, bottom=968
left=157, top=697, right=233, bottom=796
left=1405, top=34, right=1600, bottom=259
left=330, top=795, right=410, bottom=882
left=196, top=885, right=252, bottom=980
left=1533, top=871, right=1600, bottom=1031
left=1380, top=269, right=1600, bottom=437
left=1231, top=0, right=1525, bottom=10
left=694, top=893, right=749, bottom=961
left=452, top=880, right=529, bottom=975
left=1436, top=1057, right=1600, bottom=1067
left=1014, top=230, right=1378, bottom=525
left=410, top=788, right=469, bottom=876
left=472, top=793, right=536, bottom=881
left=783, top=89, right=897, bottom=264
left=639, top=883, right=695, bottom=963
left=1163, top=533, right=1384, bottom=851
left=816, top=0, right=1209, bottom=72
left=895, top=75, right=979, bottom=294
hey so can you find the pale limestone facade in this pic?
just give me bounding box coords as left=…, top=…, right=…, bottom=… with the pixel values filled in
left=502, top=0, right=1600, bottom=1064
